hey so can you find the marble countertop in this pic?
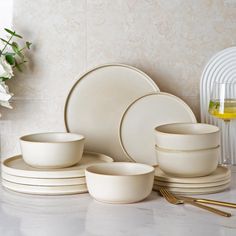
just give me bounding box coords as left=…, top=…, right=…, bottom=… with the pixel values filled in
left=0, top=169, right=236, bottom=236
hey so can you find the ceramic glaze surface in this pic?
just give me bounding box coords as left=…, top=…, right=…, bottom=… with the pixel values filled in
left=153, top=183, right=230, bottom=195
left=120, top=93, right=196, bottom=165
left=155, top=123, right=220, bottom=151
left=154, top=165, right=231, bottom=184
left=1, top=172, right=86, bottom=186
left=65, top=64, right=159, bottom=162
left=20, top=133, right=85, bottom=168
left=2, top=152, right=113, bottom=178
left=85, top=162, right=154, bottom=203
left=2, top=179, right=88, bottom=195
left=154, top=178, right=231, bottom=188
left=155, top=146, right=219, bottom=177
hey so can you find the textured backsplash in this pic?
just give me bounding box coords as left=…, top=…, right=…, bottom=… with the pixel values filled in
left=1, top=0, right=236, bottom=159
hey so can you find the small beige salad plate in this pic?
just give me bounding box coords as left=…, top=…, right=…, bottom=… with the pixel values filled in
left=85, top=162, right=154, bottom=204
left=64, top=64, right=159, bottom=162
left=2, top=179, right=88, bottom=195
left=1, top=172, right=86, bottom=186
left=154, top=166, right=231, bottom=184
left=119, top=93, right=196, bottom=165
left=2, top=152, right=113, bottom=179
left=20, top=132, right=85, bottom=168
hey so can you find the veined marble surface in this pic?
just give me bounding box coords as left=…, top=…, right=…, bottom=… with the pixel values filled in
left=0, top=170, right=236, bottom=236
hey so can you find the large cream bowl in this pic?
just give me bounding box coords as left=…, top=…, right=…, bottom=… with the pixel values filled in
left=85, top=162, right=154, bottom=204
left=155, top=145, right=220, bottom=177
left=155, top=123, right=220, bottom=151
left=20, top=132, right=85, bottom=168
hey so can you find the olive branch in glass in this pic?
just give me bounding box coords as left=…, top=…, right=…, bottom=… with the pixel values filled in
left=0, top=28, right=32, bottom=81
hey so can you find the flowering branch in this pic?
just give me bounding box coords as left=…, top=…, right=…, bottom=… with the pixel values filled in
left=0, top=28, right=32, bottom=111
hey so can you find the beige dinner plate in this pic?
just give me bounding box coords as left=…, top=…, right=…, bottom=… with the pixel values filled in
left=2, top=179, right=88, bottom=195
left=119, top=93, right=196, bottom=165
left=154, top=178, right=230, bottom=188
left=1, top=172, right=86, bottom=186
left=153, top=183, right=230, bottom=195
left=64, top=64, right=159, bottom=162
left=2, top=152, right=113, bottom=178
left=154, top=166, right=231, bottom=184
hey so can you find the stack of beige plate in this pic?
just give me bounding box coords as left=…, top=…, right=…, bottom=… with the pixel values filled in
left=1, top=152, right=113, bottom=195
left=153, top=166, right=231, bottom=195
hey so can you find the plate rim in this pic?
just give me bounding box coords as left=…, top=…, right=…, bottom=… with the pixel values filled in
left=154, top=178, right=231, bottom=188
left=1, top=172, right=86, bottom=186
left=2, top=179, right=88, bottom=195
left=154, top=166, right=231, bottom=184
left=2, top=151, right=113, bottom=179
left=64, top=63, right=159, bottom=132
left=153, top=182, right=230, bottom=194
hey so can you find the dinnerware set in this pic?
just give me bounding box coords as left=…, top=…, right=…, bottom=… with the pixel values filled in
left=0, top=64, right=234, bottom=209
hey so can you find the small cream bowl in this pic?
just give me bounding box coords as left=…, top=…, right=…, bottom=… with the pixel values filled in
left=155, top=123, right=220, bottom=151
left=20, top=132, right=85, bottom=168
left=155, top=145, right=220, bottom=177
left=85, top=162, right=154, bottom=204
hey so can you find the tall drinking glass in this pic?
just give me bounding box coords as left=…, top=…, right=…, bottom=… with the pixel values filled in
left=208, top=82, right=236, bottom=165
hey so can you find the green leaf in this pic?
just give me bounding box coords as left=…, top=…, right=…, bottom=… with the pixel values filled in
left=11, top=42, right=24, bottom=58
left=5, top=54, right=15, bottom=65
left=11, top=42, right=19, bottom=51
left=0, top=77, right=10, bottom=82
left=4, top=28, right=15, bottom=35
left=14, top=59, right=23, bottom=72
left=3, top=52, right=15, bottom=56
left=0, top=38, right=11, bottom=45
left=4, top=28, right=22, bottom=38
left=26, top=41, right=32, bottom=49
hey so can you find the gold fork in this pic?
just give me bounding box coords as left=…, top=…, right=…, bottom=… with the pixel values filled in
left=159, top=188, right=231, bottom=217
left=178, top=196, right=236, bottom=209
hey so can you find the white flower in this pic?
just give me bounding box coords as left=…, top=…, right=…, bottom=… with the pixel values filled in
left=0, top=55, right=14, bottom=79
left=0, top=82, right=13, bottom=109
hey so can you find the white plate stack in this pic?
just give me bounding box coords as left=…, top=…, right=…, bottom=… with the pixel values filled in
left=1, top=152, right=113, bottom=195
left=153, top=166, right=231, bottom=195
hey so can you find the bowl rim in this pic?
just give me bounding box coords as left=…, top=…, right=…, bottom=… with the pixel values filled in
left=154, top=123, right=220, bottom=136
left=155, top=144, right=220, bottom=153
left=86, top=162, right=155, bottom=177
left=20, top=132, right=85, bottom=143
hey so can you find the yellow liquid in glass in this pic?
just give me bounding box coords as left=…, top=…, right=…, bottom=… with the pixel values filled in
left=209, top=99, right=236, bottom=120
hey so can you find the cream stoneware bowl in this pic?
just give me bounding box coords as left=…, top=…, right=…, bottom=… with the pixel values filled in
left=20, top=132, right=85, bottom=168
left=154, top=123, right=220, bottom=151
left=155, top=145, right=220, bottom=177
left=85, top=162, right=154, bottom=204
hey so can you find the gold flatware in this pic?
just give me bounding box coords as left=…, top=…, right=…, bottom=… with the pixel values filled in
left=159, top=188, right=231, bottom=217
left=178, top=196, right=236, bottom=209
